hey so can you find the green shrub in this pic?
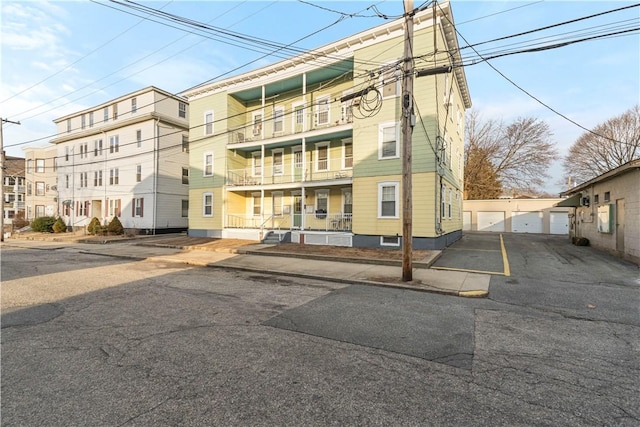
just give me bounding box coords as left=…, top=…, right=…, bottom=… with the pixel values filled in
left=31, top=216, right=56, bottom=233
left=107, top=216, right=124, bottom=235
left=87, top=217, right=101, bottom=235
left=52, top=218, right=67, bottom=233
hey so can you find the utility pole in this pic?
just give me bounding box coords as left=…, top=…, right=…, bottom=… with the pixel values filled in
left=401, top=0, right=415, bottom=281
left=0, top=118, right=21, bottom=242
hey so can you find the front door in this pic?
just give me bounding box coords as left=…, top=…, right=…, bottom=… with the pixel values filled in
left=293, top=195, right=302, bottom=228
left=616, top=198, right=625, bottom=253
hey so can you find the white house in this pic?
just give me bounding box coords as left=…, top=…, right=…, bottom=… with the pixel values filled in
left=50, top=86, right=190, bottom=234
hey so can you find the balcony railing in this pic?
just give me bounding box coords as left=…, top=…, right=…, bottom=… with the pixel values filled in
left=228, top=106, right=353, bottom=145
left=226, top=212, right=352, bottom=232
left=227, top=159, right=352, bottom=187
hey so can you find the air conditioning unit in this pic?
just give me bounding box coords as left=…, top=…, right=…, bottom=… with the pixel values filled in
left=252, top=126, right=262, bottom=137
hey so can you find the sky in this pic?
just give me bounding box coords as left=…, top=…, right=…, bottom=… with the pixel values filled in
left=1, top=0, right=639, bottom=195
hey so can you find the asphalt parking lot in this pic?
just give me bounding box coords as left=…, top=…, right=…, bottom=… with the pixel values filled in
left=432, top=232, right=510, bottom=276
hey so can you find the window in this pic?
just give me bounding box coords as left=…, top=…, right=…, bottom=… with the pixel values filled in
left=342, top=189, right=352, bottom=214
left=341, top=91, right=353, bottom=123
left=178, top=102, right=186, bottom=118
left=103, top=107, right=109, bottom=123
left=80, top=143, right=88, bottom=159
left=203, top=152, right=213, bottom=176
left=89, top=112, right=94, bottom=127
left=293, top=103, right=305, bottom=132
left=448, top=188, right=453, bottom=219
left=314, top=96, right=330, bottom=126
left=378, top=182, right=398, bottom=218
left=27, top=159, right=33, bottom=173
left=379, top=122, right=399, bottom=159
left=35, top=181, right=45, bottom=196
left=315, top=190, right=328, bottom=213
left=65, top=146, right=69, bottom=162
left=133, top=197, right=144, bottom=217
left=252, top=152, right=262, bottom=177
left=67, top=119, right=71, bottom=133
left=182, top=135, right=189, bottom=153
left=110, top=168, right=119, bottom=185
left=131, top=98, right=137, bottom=114
left=273, top=106, right=284, bottom=133
left=81, top=115, right=86, bottom=129
left=136, top=165, right=142, bottom=182
left=604, top=191, right=610, bottom=202
left=27, top=182, right=32, bottom=196
left=252, top=193, right=261, bottom=216
left=136, top=130, right=142, bottom=148
left=203, top=193, right=213, bottom=217
left=381, top=236, right=400, bottom=247
left=204, top=111, right=213, bottom=135
left=181, top=200, right=189, bottom=217
left=110, top=135, right=119, bottom=153
left=182, top=167, right=189, bottom=185
left=65, top=175, right=69, bottom=189
left=35, top=205, right=45, bottom=218
left=272, top=192, right=283, bottom=217
left=94, top=139, right=103, bottom=156
left=343, top=140, right=353, bottom=169
left=94, top=171, right=102, bottom=187
left=594, top=194, right=599, bottom=204
left=109, top=199, right=121, bottom=217
left=252, top=112, right=263, bottom=136
left=80, top=172, right=88, bottom=188
left=316, top=142, right=329, bottom=171
left=112, top=103, right=118, bottom=120
left=272, top=150, right=283, bottom=176
left=381, top=64, right=399, bottom=98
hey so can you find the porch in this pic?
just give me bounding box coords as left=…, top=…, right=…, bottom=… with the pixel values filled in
left=226, top=212, right=353, bottom=232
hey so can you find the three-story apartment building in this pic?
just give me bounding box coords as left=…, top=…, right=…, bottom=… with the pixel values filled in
left=23, top=146, right=58, bottom=220
left=51, top=86, right=190, bottom=233
left=183, top=1, right=470, bottom=249
left=2, top=156, right=26, bottom=229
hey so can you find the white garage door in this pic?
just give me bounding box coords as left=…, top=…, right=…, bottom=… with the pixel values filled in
left=463, top=211, right=472, bottom=231
left=550, top=211, right=569, bottom=235
left=477, top=211, right=505, bottom=232
left=511, top=211, right=543, bottom=233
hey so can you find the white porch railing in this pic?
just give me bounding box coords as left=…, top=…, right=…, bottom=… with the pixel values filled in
left=227, top=159, right=352, bottom=187
left=226, top=212, right=352, bottom=232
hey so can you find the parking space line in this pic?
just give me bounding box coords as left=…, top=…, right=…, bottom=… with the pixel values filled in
left=445, top=248, right=501, bottom=252
left=431, top=266, right=506, bottom=276
left=500, top=234, right=511, bottom=277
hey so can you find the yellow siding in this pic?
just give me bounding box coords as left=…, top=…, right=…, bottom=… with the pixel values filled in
left=188, top=188, right=223, bottom=230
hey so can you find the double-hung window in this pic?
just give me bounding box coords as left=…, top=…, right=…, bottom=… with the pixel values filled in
left=272, top=150, right=283, bottom=176
left=103, top=107, right=109, bottom=123
left=136, top=165, right=142, bottom=182
left=94, top=139, right=103, bottom=156
left=379, top=122, right=399, bottom=159
left=110, top=168, right=119, bottom=185
left=252, top=152, right=262, bottom=177
left=203, top=193, right=213, bottom=217
left=203, top=152, right=213, bottom=176
left=36, top=181, right=45, bottom=196
left=314, top=96, right=330, bottom=126
left=94, top=171, right=102, bottom=187
left=378, top=182, right=399, bottom=218
left=110, top=136, right=119, bottom=153
left=272, top=192, right=283, bottom=217
left=133, top=198, right=144, bottom=217
left=204, top=111, right=213, bottom=135
left=36, top=159, right=45, bottom=173
left=131, top=98, right=137, bottom=114
left=136, top=130, right=142, bottom=148
left=179, top=102, right=186, bottom=118
left=343, top=140, right=353, bottom=169
left=316, top=143, right=329, bottom=171
left=273, top=106, right=284, bottom=133
left=182, top=167, right=189, bottom=185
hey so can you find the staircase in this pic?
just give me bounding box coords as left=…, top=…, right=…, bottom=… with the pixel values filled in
left=262, top=231, right=283, bottom=245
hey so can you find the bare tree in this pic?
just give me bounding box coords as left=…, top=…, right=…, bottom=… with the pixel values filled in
left=563, top=105, right=640, bottom=185
left=464, top=110, right=558, bottom=198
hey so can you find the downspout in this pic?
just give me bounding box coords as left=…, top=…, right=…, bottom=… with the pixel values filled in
left=154, top=118, right=159, bottom=235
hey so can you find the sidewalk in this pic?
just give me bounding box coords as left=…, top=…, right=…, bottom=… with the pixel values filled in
left=6, top=233, right=490, bottom=297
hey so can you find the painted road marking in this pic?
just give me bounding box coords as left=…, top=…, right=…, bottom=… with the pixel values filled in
left=500, top=234, right=511, bottom=277
left=431, top=234, right=511, bottom=277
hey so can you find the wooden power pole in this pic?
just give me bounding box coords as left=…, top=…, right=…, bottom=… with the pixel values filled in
left=402, top=0, right=415, bottom=281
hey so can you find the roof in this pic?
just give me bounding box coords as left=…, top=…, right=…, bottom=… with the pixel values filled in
left=561, top=158, right=640, bottom=197
left=52, top=86, right=187, bottom=123
left=182, top=1, right=471, bottom=109
left=4, top=156, right=25, bottom=176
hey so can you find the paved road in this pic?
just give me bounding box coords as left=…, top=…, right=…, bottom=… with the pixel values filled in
left=2, top=236, right=639, bottom=426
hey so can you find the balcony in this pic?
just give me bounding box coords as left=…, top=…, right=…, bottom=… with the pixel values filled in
left=228, top=105, right=353, bottom=146
left=226, top=212, right=352, bottom=232
left=227, top=159, right=352, bottom=187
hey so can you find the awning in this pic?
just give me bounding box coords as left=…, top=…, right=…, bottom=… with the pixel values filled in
left=555, top=193, right=582, bottom=207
